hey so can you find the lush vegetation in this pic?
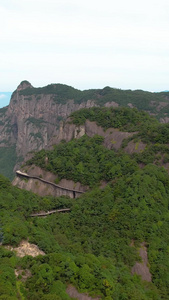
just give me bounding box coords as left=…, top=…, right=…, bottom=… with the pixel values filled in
left=71, top=106, right=169, bottom=144
left=71, top=107, right=158, bottom=131
left=0, top=84, right=169, bottom=180
left=0, top=146, right=17, bottom=180
left=19, top=83, right=169, bottom=115
left=19, top=84, right=97, bottom=105
left=71, top=107, right=169, bottom=168
left=1, top=160, right=169, bottom=298
left=27, top=135, right=138, bottom=187
left=1, top=106, right=169, bottom=298
left=27, top=109, right=169, bottom=187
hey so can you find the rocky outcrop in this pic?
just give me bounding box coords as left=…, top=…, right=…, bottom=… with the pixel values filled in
left=124, top=140, right=146, bottom=154
left=0, top=81, right=137, bottom=175
left=1, top=80, right=168, bottom=178
left=131, top=242, right=152, bottom=282
left=6, top=240, right=45, bottom=257
left=66, top=285, right=101, bottom=300
left=50, top=119, right=136, bottom=150
left=12, top=121, right=141, bottom=197
left=4, top=83, right=97, bottom=157
left=0, top=81, right=120, bottom=168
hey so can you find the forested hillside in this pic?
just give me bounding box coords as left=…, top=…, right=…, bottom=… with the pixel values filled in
left=19, top=83, right=169, bottom=115
left=28, top=107, right=169, bottom=177
left=1, top=106, right=169, bottom=299
left=1, top=163, right=169, bottom=299
left=1, top=81, right=169, bottom=180
left=27, top=134, right=138, bottom=187
left=70, top=107, right=169, bottom=168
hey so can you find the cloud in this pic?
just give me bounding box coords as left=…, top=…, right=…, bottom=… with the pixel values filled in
left=0, top=94, right=7, bottom=99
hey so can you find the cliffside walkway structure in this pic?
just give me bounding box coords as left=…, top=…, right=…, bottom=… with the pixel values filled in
left=30, top=208, right=71, bottom=217
left=16, top=170, right=84, bottom=198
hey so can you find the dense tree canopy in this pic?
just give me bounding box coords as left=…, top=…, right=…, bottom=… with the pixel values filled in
left=27, top=134, right=138, bottom=187
left=1, top=160, right=169, bottom=298
left=1, top=107, right=169, bottom=299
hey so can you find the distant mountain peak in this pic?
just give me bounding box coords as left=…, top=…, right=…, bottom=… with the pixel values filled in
left=17, top=80, right=33, bottom=91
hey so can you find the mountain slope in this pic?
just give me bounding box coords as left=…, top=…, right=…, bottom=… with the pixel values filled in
left=2, top=105, right=169, bottom=298
left=1, top=80, right=169, bottom=179
left=1, top=154, right=169, bottom=298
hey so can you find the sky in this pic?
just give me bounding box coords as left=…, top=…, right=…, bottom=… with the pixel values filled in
left=0, top=0, right=169, bottom=108
left=0, top=93, right=12, bottom=108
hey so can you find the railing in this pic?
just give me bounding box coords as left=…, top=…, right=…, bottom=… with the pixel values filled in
left=30, top=208, right=71, bottom=217
left=16, top=170, right=84, bottom=196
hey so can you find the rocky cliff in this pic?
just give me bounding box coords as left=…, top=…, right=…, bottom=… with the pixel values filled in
left=50, top=119, right=140, bottom=152
left=0, top=80, right=169, bottom=178
left=0, top=81, right=100, bottom=175
left=0, top=81, right=99, bottom=158
left=0, top=81, right=129, bottom=176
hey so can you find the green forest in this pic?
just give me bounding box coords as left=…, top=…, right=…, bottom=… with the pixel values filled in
left=27, top=134, right=138, bottom=187
left=1, top=163, right=169, bottom=299
left=29, top=107, right=169, bottom=178
left=1, top=106, right=169, bottom=299
left=71, top=107, right=169, bottom=166
left=18, top=81, right=169, bottom=118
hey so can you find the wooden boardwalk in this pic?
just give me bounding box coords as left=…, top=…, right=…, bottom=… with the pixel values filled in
left=30, top=208, right=71, bottom=217
left=16, top=170, right=84, bottom=198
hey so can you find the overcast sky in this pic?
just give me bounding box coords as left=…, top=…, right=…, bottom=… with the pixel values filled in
left=0, top=0, right=169, bottom=96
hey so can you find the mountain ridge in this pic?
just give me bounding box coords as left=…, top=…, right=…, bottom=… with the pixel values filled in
left=1, top=80, right=169, bottom=179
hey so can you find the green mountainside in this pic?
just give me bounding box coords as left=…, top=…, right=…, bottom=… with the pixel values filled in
left=27, top=134, right=138, bottom=187
left=28, top=107, right=169, bottom=177
left=19, top=82, right=169, bottom=114
left=70, top=107, right=169, bottom=167
left=1, top=82, right=169, bottom=181
left=1, top=162, right=169, bottom=299
left=1, top=106, right=169, bottom=299
left=0, top=146, right=17, bottom=180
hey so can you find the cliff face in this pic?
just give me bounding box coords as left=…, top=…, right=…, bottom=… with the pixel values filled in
left=50, top=119, right=139, bottom=152
left=1, top=80, right=169, bottom=179
left=1, top=81, right=98, bottom=159
left=0, top=81, right=123, bottom=175
left=3, top=85, right=94, bottom=156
